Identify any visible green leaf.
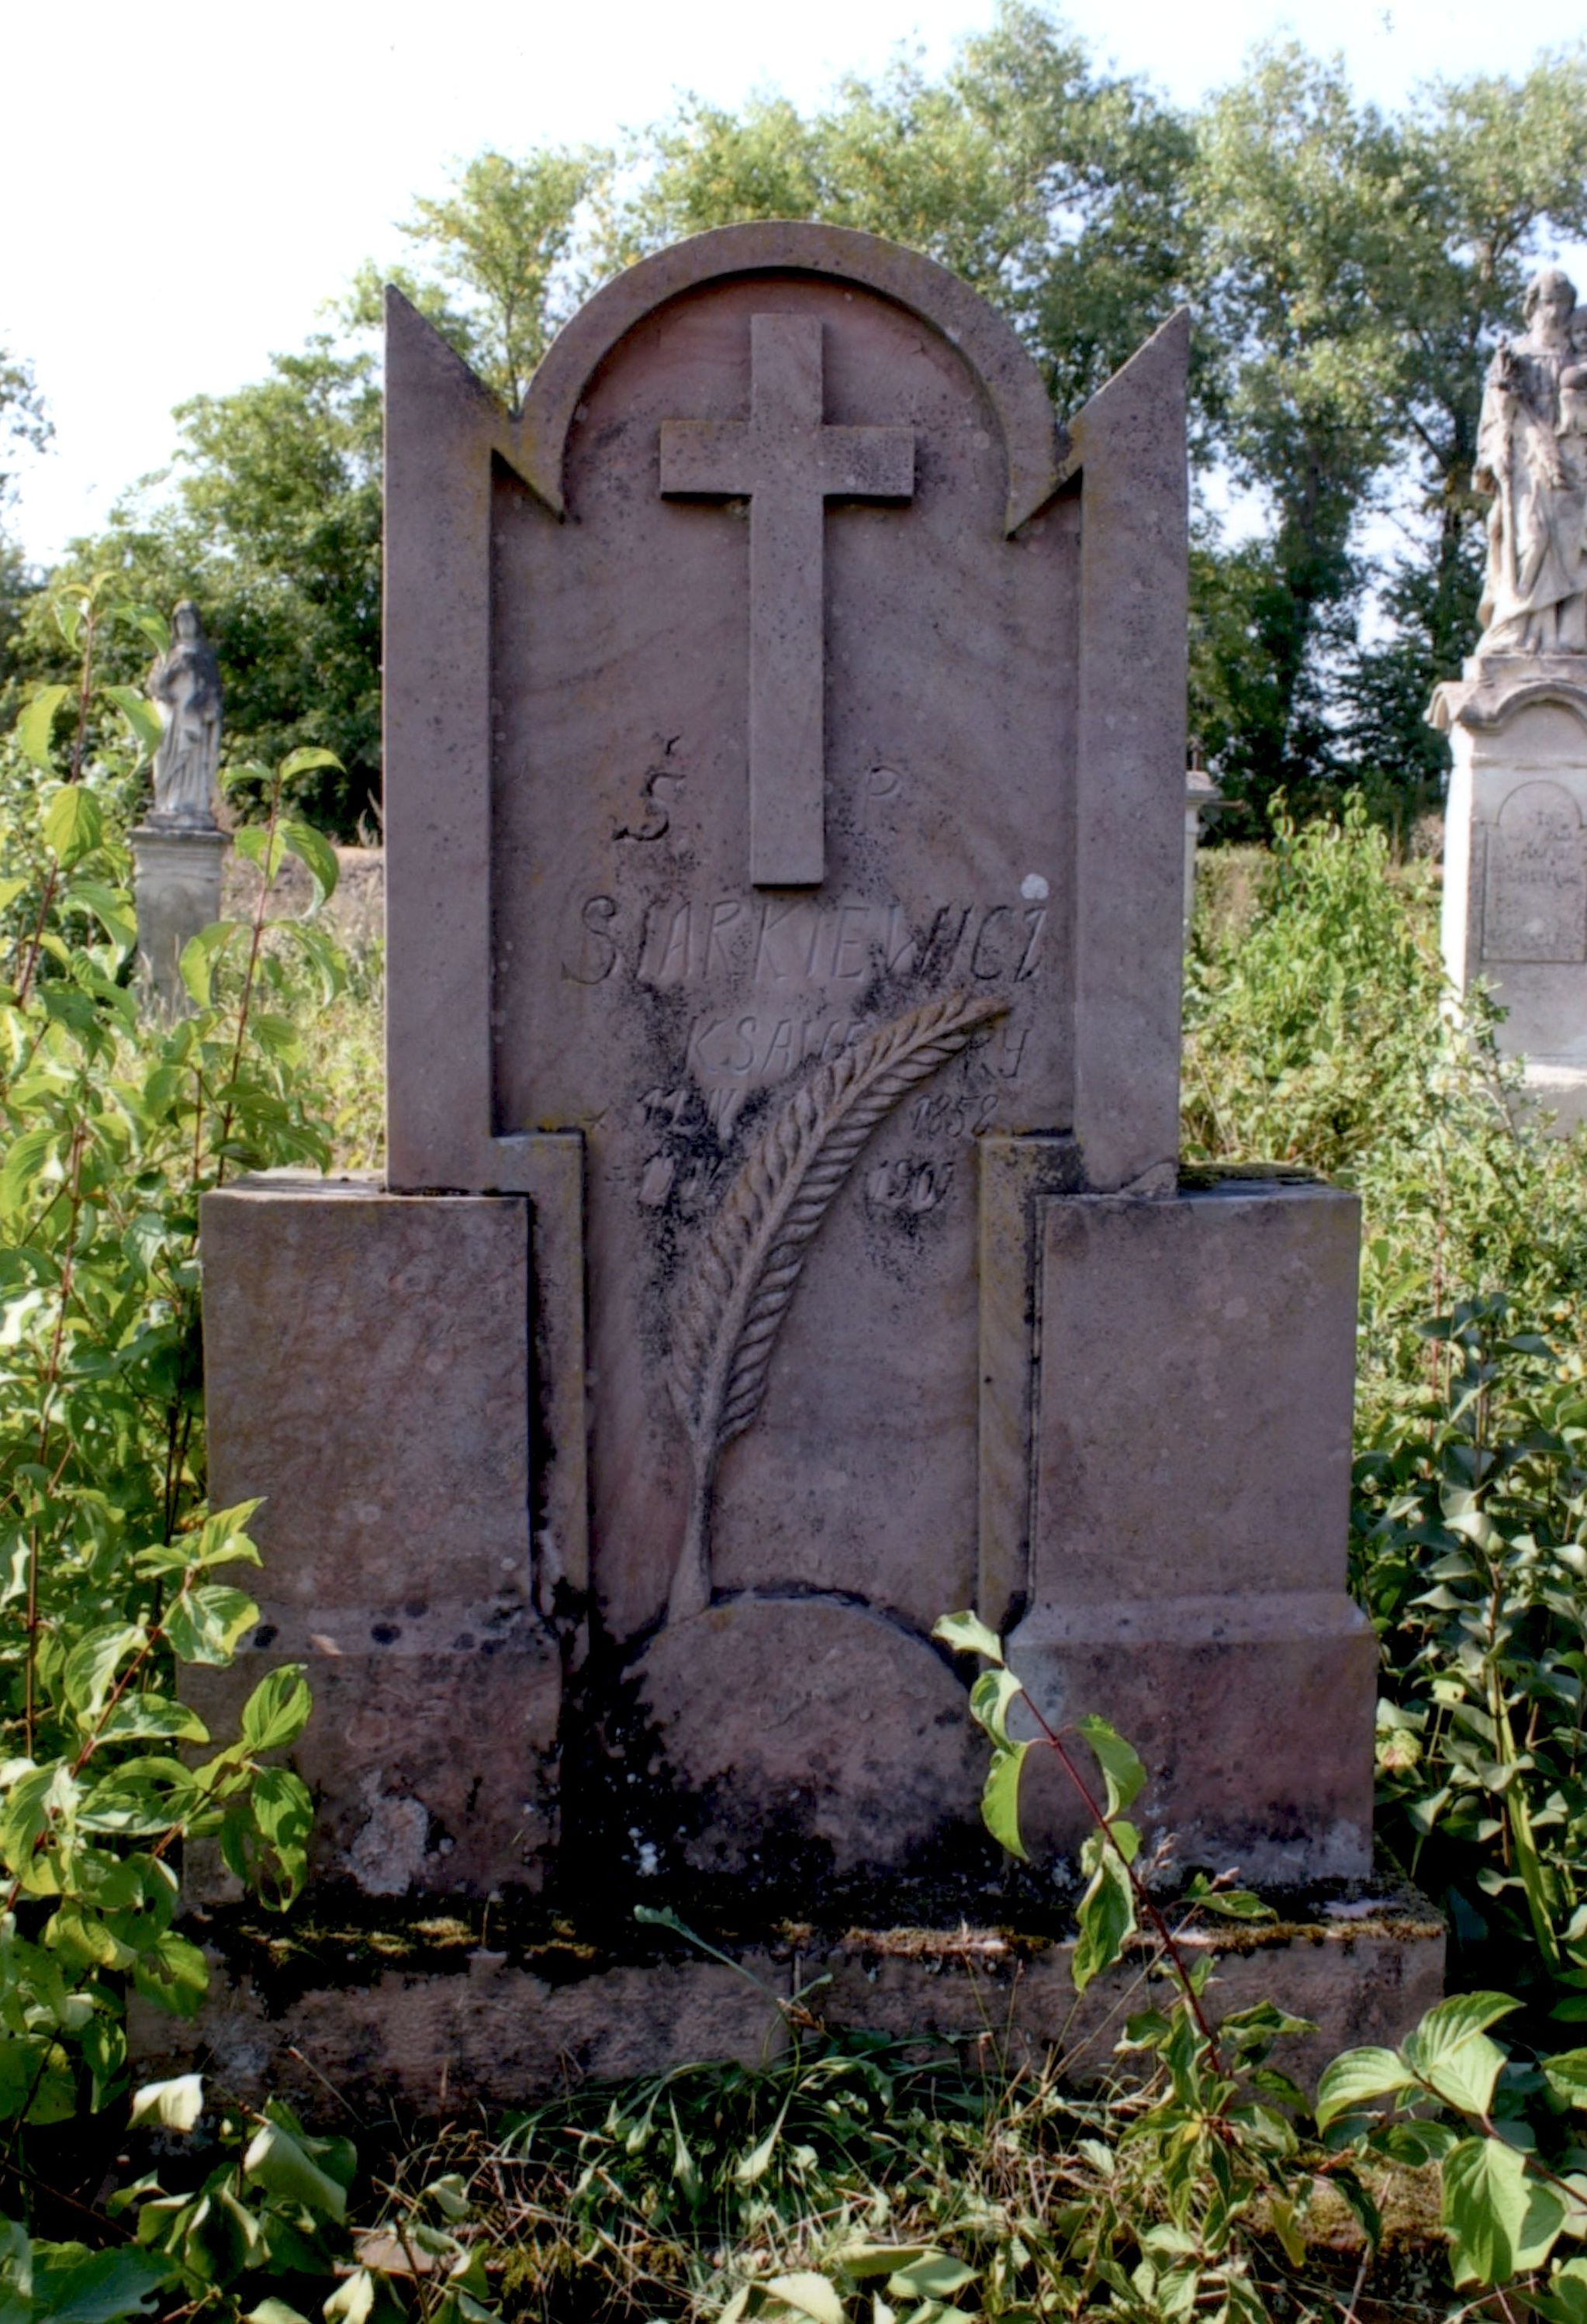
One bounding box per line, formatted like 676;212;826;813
244;2120;347;2222
1444;2133;1565;2286
1537;2258;1587;2324
282;822;339;909
164;1584;258;1666
885;2256;977;2299
1075;1714;1146;1817
830;2246;934;2281
239;1666;312;1755
130;2074;204;2132
980;1742;1030;1860
100;688;164;761
233;824;287;884
1405;1991;1520;2116
1316;2045;1419;2128
323;2272;375;2324
43;789;104;869
62;881;137;949
131;1931;209;2018
1072;1829;1137;1993
16;686;71;770
99;1698;209;1746
178;919;240;1007
247;2303;313;2324
29;2246;172;2324
279;748;343;783
1546;2049;1587;2108
63;1624;143;1722
932;1611;1004;1664
761;2274;845;2324
969;1666;1022;1748
0;1124;57;1217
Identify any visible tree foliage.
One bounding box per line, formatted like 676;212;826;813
30;9;1587;834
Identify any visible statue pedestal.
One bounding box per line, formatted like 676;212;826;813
1431;658;1587;1134
130;824;230;1017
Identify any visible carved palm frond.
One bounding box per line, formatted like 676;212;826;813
666;988;1006;1621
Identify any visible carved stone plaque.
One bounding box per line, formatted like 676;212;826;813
1483;779;1587;963
384;223;1188;1730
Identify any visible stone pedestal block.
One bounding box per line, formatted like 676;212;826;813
130;824;229;1015
196;1176;561;1898
1433;661;1587;1131
1007;1176;1375;1882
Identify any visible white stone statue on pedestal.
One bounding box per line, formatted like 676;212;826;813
132;603;230;1013
147;601;223;829
1473;268;1587;658
1432;268;1587;1133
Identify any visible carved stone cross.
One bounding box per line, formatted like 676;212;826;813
660;313;915;886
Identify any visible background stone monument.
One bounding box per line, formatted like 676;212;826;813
131;601;229;1013
1433;267;1587;1129
174;225;1437;2098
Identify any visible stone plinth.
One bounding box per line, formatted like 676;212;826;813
131;1885;1444;2115
1433;659;1587;1131
1001;1174;1374;1884
131;824;229;1015
194;1176;561;1898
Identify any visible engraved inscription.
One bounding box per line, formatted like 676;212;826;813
1483;781;1587;963
865;1155;955;1214
558;892;1049;991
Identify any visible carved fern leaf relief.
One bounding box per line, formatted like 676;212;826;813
666;987;1007;1623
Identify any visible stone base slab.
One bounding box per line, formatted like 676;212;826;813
132;1886;1443;2117
1010;1594;1378;1885
1517;1058;1587;1136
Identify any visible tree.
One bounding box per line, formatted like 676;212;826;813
1187;48;1405;813
1338;53;1587;810
617;5;1192;414
344;146;606;408
0;344;50;698
1188;41;1587;824
22;341;382;830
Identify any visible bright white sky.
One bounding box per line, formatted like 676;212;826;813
3;0;1581;565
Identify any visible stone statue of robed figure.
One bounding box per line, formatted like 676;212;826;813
1434;266;1587;1136
1475;266;1587;658
131;603;230;1014
147;599;223;828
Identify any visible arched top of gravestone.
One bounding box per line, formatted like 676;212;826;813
516;221;1068;537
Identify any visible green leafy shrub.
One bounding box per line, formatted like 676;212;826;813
1184;801;1587;1435
0;575;347;2237
1355;1298;1587;2001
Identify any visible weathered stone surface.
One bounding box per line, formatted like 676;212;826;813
1434;679;1587;1130
628;1596;984;1880
1007;1177;1374;1881
197;1176;559;1895
131;825;228;1016
133;1891;1444;2116
186;226;1385;1995
383;223;1189;1663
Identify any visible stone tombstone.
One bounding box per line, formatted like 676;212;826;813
1434;266;1587;1130
199;224;1374;1914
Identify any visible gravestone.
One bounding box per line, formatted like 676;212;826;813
1433;267;1587;1130
195;225;1383;1987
